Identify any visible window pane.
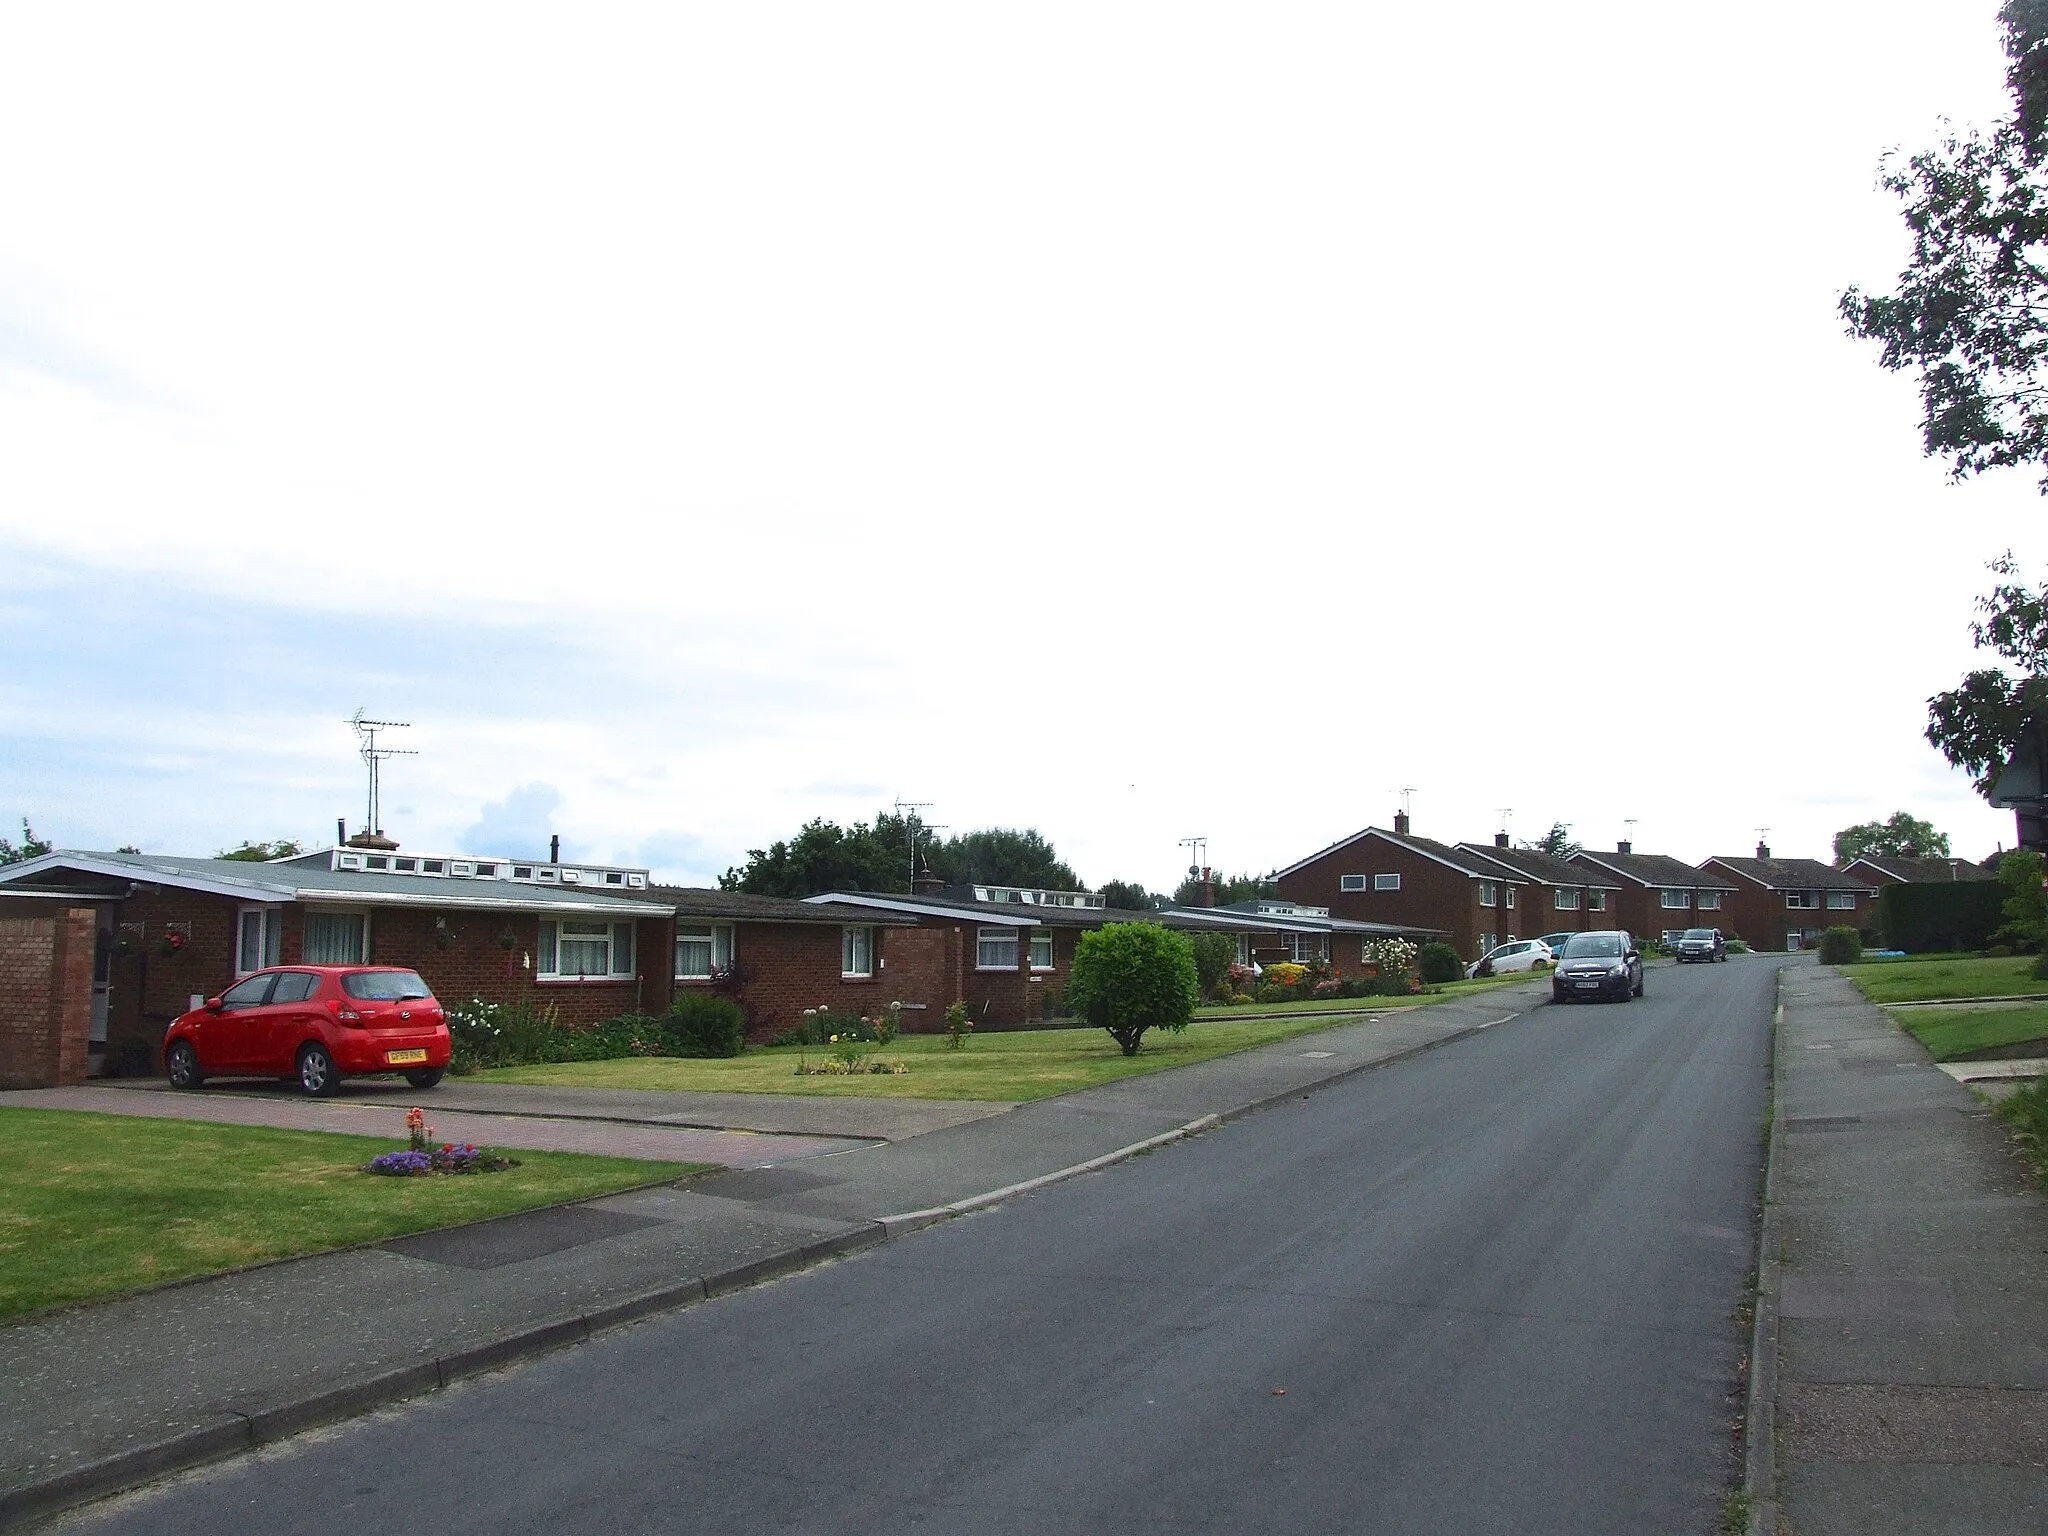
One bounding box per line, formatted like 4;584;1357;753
559;937;610;976
238;911;264;973
713;925;734;969
1030;931;1053;968
304;912;366;965
978;926;1018;968
612;923;635;974
676;932;713;978
843;925;874;975
538;922;558;974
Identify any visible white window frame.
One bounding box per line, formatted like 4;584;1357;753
1030;929;1054;970
674;923;735;980
302;907;370;966
538;918;637;980
1785;892;1820;910
234;905;283;978
1588;890;1607;911
1698;891;1723;911
1661;928;1685;944
1826;890;1856;910
1479;932;1497;955
1659;889;1690;910
1339;873;1366;892
1505;885;1517;910
977;925;1020;971
842;924;876;978
1553;888;1580;911
1237;933;1252;965
1479;881;1498;908
1374;873;1401;892
1289;932;1327;964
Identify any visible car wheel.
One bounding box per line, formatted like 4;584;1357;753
165;1040;205;1089
1633;974;1646;997
405;1068;445;1089
296;1043;340;1097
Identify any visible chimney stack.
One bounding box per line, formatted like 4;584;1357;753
1394;810;1411;836
1494;831;1509;848
1198;866;1216;907
550;834;561;864
1617;839;1632;855
1756;840;1771;859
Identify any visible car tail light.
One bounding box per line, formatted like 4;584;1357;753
333;1004;363;1024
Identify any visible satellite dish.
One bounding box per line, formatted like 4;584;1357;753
1188;865;1200;879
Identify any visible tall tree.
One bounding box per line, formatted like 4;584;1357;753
1841;4;2048;489
1520;822;1580;859
217;840;306;862
1927;554;2048;792
928;827;1081;891
1832;813;1953;864
0;819;51;865
1096;880;1158;912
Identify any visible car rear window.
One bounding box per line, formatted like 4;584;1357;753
341;970;434;1001
1562;933;1624;958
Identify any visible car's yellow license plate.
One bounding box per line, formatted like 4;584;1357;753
386;1048;429;1065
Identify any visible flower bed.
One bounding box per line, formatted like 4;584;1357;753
363;1108;519;1176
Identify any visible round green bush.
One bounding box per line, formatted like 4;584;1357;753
1067;922;1198;1057
664;994;749;1058
1816;926;1863;965
1417;942;1465;985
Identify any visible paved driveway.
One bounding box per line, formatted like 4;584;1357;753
0;1086;864;1166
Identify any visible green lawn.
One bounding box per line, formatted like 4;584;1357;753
475;1013;1392;1101
1840;954;2048;1004
0;1109;706;1318
1894;1004;2048;1062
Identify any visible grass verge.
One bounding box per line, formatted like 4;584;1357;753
1995;1078;2048;1189
0;1108;706;1319
1839;954;2048;1005
1893;1003;2048;1062
475;1013;1398;1101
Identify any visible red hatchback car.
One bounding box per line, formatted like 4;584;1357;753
163;965;451;1096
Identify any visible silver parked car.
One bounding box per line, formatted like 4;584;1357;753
1674;927;1726;963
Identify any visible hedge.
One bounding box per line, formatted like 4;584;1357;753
1877;881;2005;953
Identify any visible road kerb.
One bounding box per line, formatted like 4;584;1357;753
1744;971;1787;1536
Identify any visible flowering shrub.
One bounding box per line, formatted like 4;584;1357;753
1263;962;1308;989
365;1116;518;1176
943;1000;974;1050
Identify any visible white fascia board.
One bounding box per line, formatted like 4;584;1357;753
0;852;297;903
805;892;1039;926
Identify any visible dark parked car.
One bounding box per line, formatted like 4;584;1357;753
163;965;451;1096
1551;930;1644;1003
1675;927;1726;963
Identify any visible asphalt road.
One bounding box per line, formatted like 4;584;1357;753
64;958;1778;1536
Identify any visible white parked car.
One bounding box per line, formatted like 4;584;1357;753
1467;939;1555;979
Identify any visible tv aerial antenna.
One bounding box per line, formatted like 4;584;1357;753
1179;836;1207;879
895;798;940;888
1397;787;1417;818
1496;807;1514;839
349;710;416;840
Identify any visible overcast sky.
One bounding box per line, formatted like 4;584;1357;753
0;2;2037;890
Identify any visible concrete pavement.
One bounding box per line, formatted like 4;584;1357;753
1757;959;2048;1533
0;987;1538;1527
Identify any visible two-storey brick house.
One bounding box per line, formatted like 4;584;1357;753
1273;814;1535;960
1698;846;1880;952
1567;844;1738;946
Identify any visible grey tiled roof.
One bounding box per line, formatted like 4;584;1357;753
1570;851;1738;891
646;886;916;925
1845;855;1995;884
0;851;671;915
1708;857;1877;893
1454;844;1622;889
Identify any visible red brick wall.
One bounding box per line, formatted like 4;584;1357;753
0;903;94;1088
362;907;665;1027
675;920;896;1040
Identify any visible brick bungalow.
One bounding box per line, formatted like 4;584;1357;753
1697;845;1881;952
644;885;915;1039
1450;837;1622;938
806;883;1436;1027
1273;814;1535;960
1568;844;1739;946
